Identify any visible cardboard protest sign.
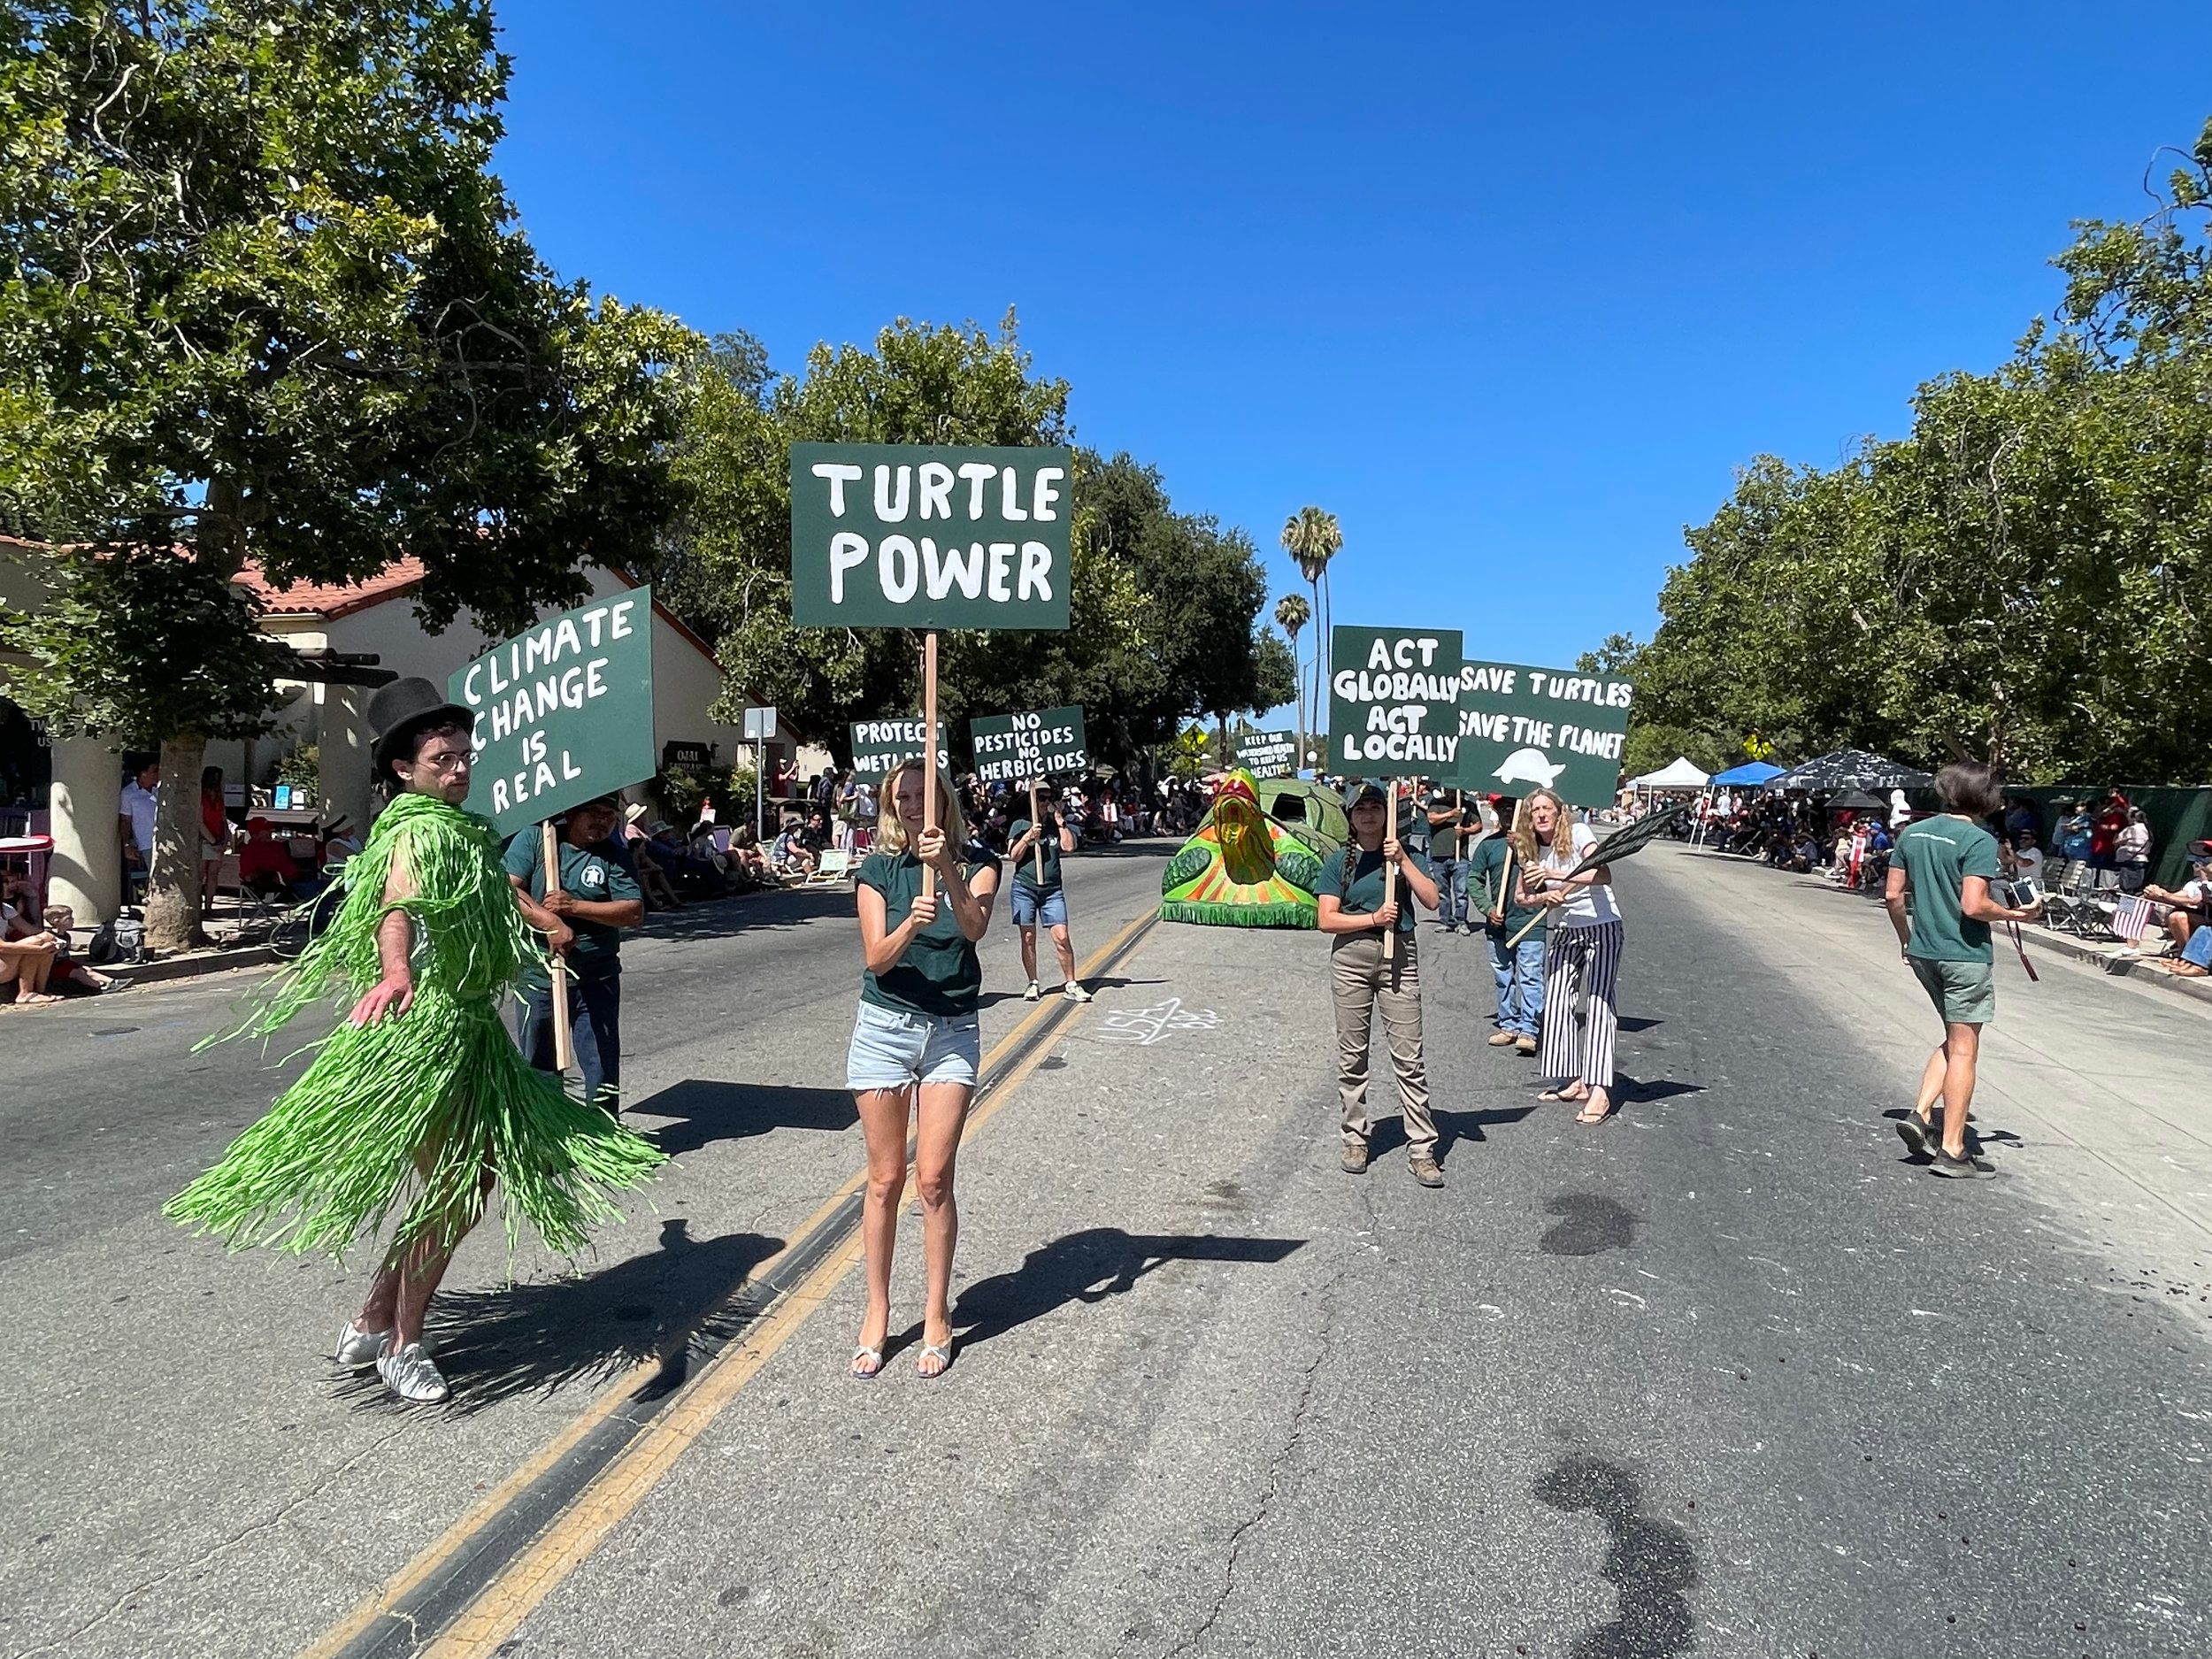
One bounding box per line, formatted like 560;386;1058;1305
848;718;949;783
450;589;657;840
969;704;1089;786
1326;626;1464;779
789;443;1075;630
1451;660;1632;809
1233;729;1298;779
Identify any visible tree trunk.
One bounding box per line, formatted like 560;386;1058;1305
1290;626;1306;775
145;731;210;952
1309;577;1324;770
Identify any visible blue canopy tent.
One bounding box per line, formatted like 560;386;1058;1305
1710;760;1785;787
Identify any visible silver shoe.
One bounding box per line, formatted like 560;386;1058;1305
335;1319;389;1368
376;1340;449;1403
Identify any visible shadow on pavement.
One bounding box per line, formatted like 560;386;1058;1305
974;974;1164;1010
952;1226;1304;1350
625;1079;855;1156
1618;1077;1703;1103
640;886;856;942
340;1219;783;1416
1370;1102;1540;1158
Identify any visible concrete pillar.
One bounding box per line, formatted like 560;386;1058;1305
47;734;122;926
318;683;375;836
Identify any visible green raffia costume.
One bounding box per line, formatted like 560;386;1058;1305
165;794;664;1262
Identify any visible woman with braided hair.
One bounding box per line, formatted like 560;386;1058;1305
165;680;665;1404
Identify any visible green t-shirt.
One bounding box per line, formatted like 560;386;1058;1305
858;851;989;1016
1425;792;1473;861
1896;815;2001;964
503;833;642;983
1469;834;1547;941
1317;846;1432;935
1007;816;1064;896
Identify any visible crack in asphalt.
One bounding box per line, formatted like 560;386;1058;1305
12;1420;412;1659
1156;1252;1351;1659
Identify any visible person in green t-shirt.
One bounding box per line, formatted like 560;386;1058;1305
1885;762;2044;1179
1007;781;1089;1003
847;756;1001;1382
1469;795;1547;1055
505;794;645;1117
1317;780;1444;1187
1425;787;1474;933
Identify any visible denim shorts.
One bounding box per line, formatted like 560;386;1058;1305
846;999;982;1091
1010;886;1069;928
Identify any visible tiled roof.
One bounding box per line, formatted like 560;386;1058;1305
234;557;428;620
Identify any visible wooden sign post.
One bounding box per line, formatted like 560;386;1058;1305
540;819;575;1071
1381;780;1402;963
921;631;941;900
1029;780;1047;882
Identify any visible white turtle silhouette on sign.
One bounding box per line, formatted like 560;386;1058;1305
1494;747;1565;788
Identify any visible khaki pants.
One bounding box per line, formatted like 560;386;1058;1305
1330;931;1436;1157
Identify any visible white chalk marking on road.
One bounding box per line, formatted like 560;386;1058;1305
1092;995;1221;1045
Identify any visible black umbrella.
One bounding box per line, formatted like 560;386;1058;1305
1829;789;1886;811
1770;749;1933;793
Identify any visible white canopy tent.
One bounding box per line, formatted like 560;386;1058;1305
1627;757;1710;790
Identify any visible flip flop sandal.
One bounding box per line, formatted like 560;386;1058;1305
850;1345;885;1380
916;1341;954;1379
1538;1087;1588;1104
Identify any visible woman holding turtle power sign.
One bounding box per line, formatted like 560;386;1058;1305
1317;781;1446;1187
848;755;1001;1379
1007;781;1090;1002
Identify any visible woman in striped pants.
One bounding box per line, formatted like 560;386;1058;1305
1516;789;1624;1125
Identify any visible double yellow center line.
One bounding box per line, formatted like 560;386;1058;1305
302;906;1156;1659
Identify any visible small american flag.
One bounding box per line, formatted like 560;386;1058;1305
2112;895;2154;944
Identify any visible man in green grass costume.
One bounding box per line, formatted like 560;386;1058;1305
165;680;665;1404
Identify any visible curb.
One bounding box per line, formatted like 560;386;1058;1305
2017;926;2212;1008
104;944;279;987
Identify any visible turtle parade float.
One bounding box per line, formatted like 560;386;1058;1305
1159;768;1341;927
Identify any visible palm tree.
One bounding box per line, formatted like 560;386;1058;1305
1279;506;1342;768
1273;592;1310;767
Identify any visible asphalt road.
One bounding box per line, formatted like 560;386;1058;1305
4;837;2208;1659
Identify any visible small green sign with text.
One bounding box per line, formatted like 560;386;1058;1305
1327;626;1464;780
450;589;657;840
1450;660;1632;808
789;442;1075;630
848;718;949;783
1233;729;1298;779
969;704;1089;786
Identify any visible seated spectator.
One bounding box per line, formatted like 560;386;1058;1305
623;803;684;910
771;816;817;879
2171;920;2212;978
238;817;326;902
2142;845;2212;953
20;902;115;995
0;890;63;1004
726;822;771;886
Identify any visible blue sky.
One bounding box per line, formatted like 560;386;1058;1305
490;0;2212;703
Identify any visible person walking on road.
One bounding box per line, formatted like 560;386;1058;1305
1471;796;1545;1056
1317;781;1445;1187
1425;786;1473;933
507;794;645;1116
163;680;664;1404
848;757;1002;1380
1007;782;1090;1002
1518;787;1624;1125
1886;763;2044;1179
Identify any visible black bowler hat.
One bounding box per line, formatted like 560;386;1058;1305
367;677;475;776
